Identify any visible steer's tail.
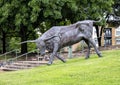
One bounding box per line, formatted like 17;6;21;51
93;18;102;23
18;40;36;44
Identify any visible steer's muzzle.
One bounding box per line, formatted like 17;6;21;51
40;52;45;56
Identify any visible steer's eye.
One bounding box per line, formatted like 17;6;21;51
36;43;41;49
38;46;42;50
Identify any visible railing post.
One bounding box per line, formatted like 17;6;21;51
68;46;72;58
80;40;84;55
0;49;37;66
37;49;40;61
5;54;7;62
26;54;28;61
15;49;18;61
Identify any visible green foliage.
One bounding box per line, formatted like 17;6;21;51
0;0;114;30
76;0;114;20
8;37;21;51
0;41;2;52
113;0;120;16
8;37;36;51
27;43;36;51
28;0;41;23
41;0;63;20
0;0;115;27
0;0;115;52
0;50;120;85
0;2;11;23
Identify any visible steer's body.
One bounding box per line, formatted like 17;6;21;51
20;20;102;65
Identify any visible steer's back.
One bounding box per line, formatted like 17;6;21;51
41;20;94;49
40;24;77;40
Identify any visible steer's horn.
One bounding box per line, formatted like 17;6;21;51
18;40;36;44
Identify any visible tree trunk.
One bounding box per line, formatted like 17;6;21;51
20;26;28;54
95;25;102;46
2;31;6;53
99;26;104;46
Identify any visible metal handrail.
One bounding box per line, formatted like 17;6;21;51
10;49;37;61
5;49;39;65
0;49;19;57
0;49;20;61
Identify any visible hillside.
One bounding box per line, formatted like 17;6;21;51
0;50;120;85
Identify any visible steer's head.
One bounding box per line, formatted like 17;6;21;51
36;39;46;56
36;36;56;56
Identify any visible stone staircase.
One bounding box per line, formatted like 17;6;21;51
0;61;48;71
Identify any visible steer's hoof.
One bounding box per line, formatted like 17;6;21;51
47;62;52;65
85;56;89;59
98;53;102;57
62;59;66;63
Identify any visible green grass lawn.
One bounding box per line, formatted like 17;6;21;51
0;49;120;85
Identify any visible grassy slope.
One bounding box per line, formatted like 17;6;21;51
0;50;120;85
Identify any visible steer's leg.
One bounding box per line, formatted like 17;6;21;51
47;43;59;65
84;39;91;59
88;38;102;57
56;53;66;63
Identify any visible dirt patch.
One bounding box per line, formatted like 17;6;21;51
0;70;4;73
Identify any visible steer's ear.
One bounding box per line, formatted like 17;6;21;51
75;22;80;28
76;23;84;32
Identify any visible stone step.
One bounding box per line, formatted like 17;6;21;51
16;61;48;67
0;61;48;71
17;61;48;64
12;63;32;67
0;67;19;71
12;62;43;67
4;65;33;69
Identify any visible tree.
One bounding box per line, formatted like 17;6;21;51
0;0;114;54
0;0;38;53
75;0;114;46
106;0;120;27
0;0;19;53
113;0;120;16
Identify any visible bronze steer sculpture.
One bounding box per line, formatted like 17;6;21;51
20;20;102;65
